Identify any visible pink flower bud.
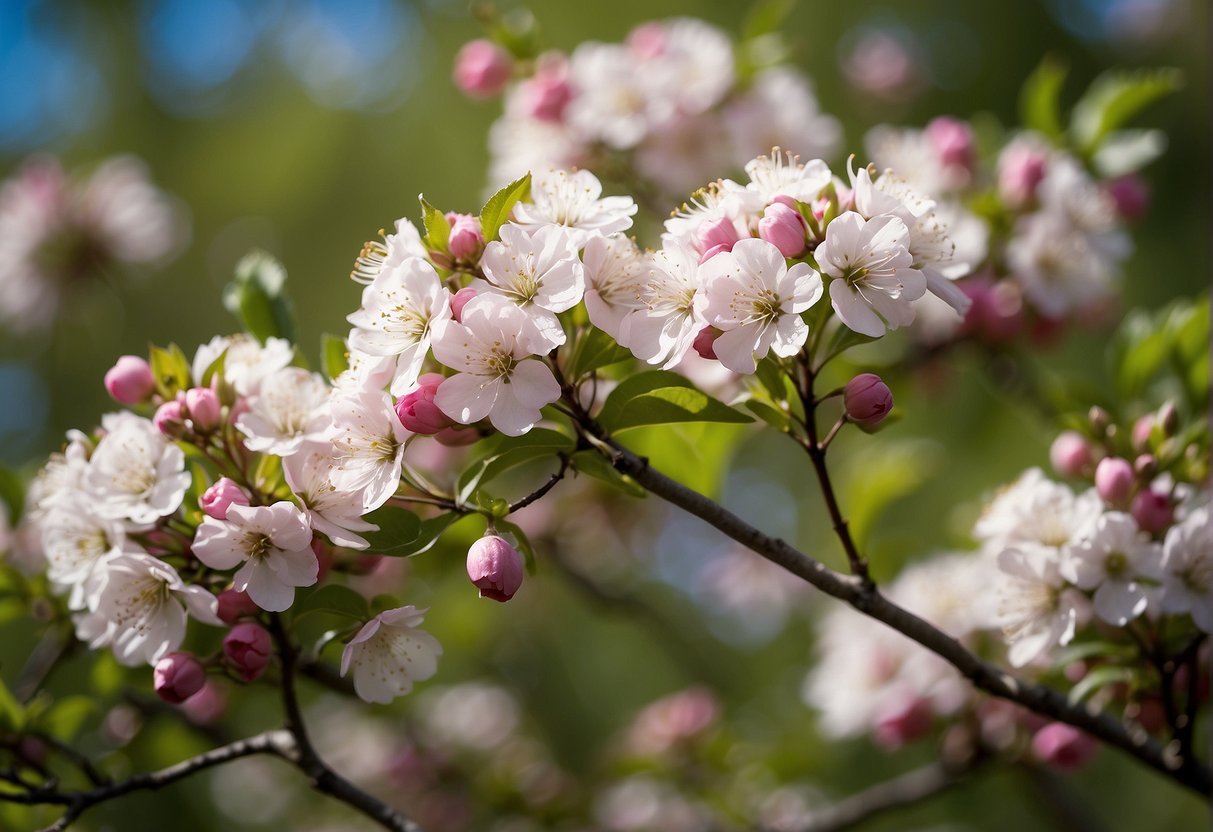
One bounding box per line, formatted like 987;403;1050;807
435;425;479;446
758;203;807;257
873;696;935;751
1131;489;1173;535
1031;723;1097;771
1134;454;1157;480
627;22;666;59
453;39;512;98
960;276;1025;343
184;386;221;432
104;355;155;404
1095;457;1134;504
844;373;893;428
998;141;1048;206
200;477;250;521
1105;174;1149;221
697;243;731;264
695;216;740;256
395;374;454;435
223;622;272;682
153;399;186;437
1050;431;1092;478
181;681;227;725
692;327;718;360
1132;414;1155;451
466;535;524;602
446;213;485;261
450;287;477;322
925;116;975;175
153;652;206;704
519;55;572;122
216;588;259;624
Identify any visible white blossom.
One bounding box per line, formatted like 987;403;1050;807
40;506;127;609
618;242;707;368
723;67;842;168
236;367;331;457
284;445;379;550
975;469;1102;553
581;233;648;341
997;545;1086;668
86;412;190;525
1160;506;1212;633
327;390;409;512
350;217;428;285
512;168;637;247
566;43;675;150
1063;512;1163;626
192;334;294;396
192;502;318;613
340;606;442;704
700;238;822;373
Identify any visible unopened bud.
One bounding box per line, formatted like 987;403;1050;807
1094;457;1134;504
452;39;513;98
873;696;934;751
153;652;206;704
1132;414;1155;451
466;535;524;602
1133;454;1157;481
695;216;740;256
998;140;1048;207
216;588;259;624
184;387;221;432
1105;174;1150;221
435;426;480;447
519;54;572;122
1157;401;1179;437
446;213;485;261
450;287;477;323
1087;406;1111;435
201;477;250;521
1049;431;1092;478
395;374;454;435
105;356;156;405
758;203;807;257
223;622;272;682
844;373;893;428
1131;490;1173;535
153;400;186;437
1031;723;1097;771
692;327;718;361
925;116;975;175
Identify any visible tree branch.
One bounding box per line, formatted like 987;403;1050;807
578;423;1211;796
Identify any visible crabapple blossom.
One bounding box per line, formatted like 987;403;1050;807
183;387;222;432
445;213;484;261
86;411;191;525
192;502;318;613
511;169;637;247
1131;489;1173;534
453;39;512;98
224;622;273;682
844;374;893;428
618;243;707;368
466;535;525;602
1062;512;1163;625
566;43;675;150
346;256;452;396
200;478;249;520
449;287;477;322
1160;506;1212;632
340;606;442;704
216;589;259;625
581;233;648;341
76;552;221;666
431;294;561;437
283;446;378;550
327;390;410;512
813;211;925;337
476;223;584;349
698;238;822;374
1095;457;1134;504
722;67;842;167
104;356;155;404
154;652;206;704
236;367;331;457
40;506;127;608
757;202;808;257
1051;431;1093;478
192;334;294;397
996;545;1086;667
350;217;429;285
974;469;1102;553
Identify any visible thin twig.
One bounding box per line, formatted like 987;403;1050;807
508;454;570;514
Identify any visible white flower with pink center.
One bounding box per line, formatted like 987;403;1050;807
192;502;318;613
41;505;127;609
477;223;584;350
284;445;379;550
192;334;294;397
997;545;1087;668
236;367;331;457
340;606;442;704
328;390;409;512
431;294;561;437
86;411;190;525
814;211;925;338
512;169;637;247
1160;506;1212;633
1063;512;1163;626
618;242;707;368
700;238;822;374
581;233;648;341
346;256;452;396
75;551;221;667
350;217;428;284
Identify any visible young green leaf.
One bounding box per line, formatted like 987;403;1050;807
419;195;450;252
321;333;350;382
597;370;752;432
1070;67;1182;154
479;173;532;242
1019;58;1067;141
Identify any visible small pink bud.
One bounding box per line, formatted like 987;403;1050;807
697;243;731;264
695;216;740;256
1031;723;1097;771
181;681;227;725
216;588;259;624
104;355;155;404
519;55;572;122
435;426;480;446
223;622;272;682
998;141;1049;206
1095;457;1134;504
153;652;206;704
1131;489;1173;535
873;696;935;751
450;287;478;322
1105;174;1149;221
692;327;718;360
925;116;975;175
844;373;893;428
1132;414;1155;451
466;535;524;602
184;386;221;432
758;203;807;257
627;22;666;59
395;374;454;435
153;400;186;437
1134;454;1157;480
446;213;485;261
453;39;513;98
201;477;250;521
1050;431;1092;478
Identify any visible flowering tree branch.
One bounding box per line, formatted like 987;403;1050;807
569;409;1211;796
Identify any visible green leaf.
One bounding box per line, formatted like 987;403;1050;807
840;440;938;548
1070;67;1182;153
1067;665;1136;705
254;453;284;495
293;584;370;623
597;371;752;433
570;449;646;497
479;173;532;243
744;398;792;431
149;344;191;398
361;505;423;553
36;695;96;742
389;512;466;557
223;250;296;344
743;0;797;41
321;334;349;382
456;429;573;504
0;674;24;731
199;347;228;388
0;466;25;525
566;326;632;380
419;195;450;252
1019;58;1067;140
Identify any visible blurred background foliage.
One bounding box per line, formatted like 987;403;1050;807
0;0;1208;830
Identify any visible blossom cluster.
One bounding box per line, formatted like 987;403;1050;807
454;17;842;199
0;154;186;333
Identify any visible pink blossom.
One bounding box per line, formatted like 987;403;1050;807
104;356;155;404
1031;723;1097;770
466;535;525;602
844;374;893;427
453;39;512;98
200;477;250;521
395;374;455;435
223;622;272;682
153;652;206;704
